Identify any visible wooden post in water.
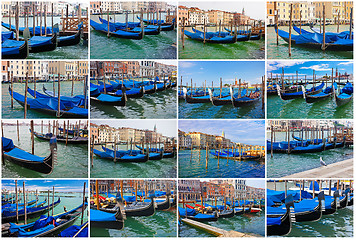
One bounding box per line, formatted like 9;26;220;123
288;4;292;57
44;5;47;35
23;182;27;224
349;8;353;40
15;180;18;223
203;18;206;44
10;73;14;108
299;10;302;34
81;182;86;224
322;5;326;51
262;75;265;109
182;17;185;49
270;125;274;158
95;180;99;210
66;120;69;145
24;72;29;119
71;73;74;96
31;120;34;154
274;2;278;45
337;11;340;33
15;3;19;41
51;3;54;36
107;10;110;37
17;120;20;141
57;73;61;118
205;143;208;169
52;186;54;216
219;78;222;98
40;2;43;36
32;3;35;36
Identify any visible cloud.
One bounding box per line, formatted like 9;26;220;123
179;62;196;69
338;62;353;66
300;64;331;71
267;61;305;71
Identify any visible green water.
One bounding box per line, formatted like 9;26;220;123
267;132;353;178
2;81;88;119
90;14;176;59
91;209;177;237
267;181;353;237
267;93;353;119
179;203;264;237
2;17;88;59
2;123;88;178
267;25;353;59
90;85;177;119
179;150;265;178
179;27;265;59
3;189;88;236
90;145;176;178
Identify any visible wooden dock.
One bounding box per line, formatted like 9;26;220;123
283;158;353;178
181;218;257;237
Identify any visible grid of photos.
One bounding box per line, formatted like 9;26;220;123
0;0;354;239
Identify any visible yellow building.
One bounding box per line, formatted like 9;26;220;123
207;10;224;25
223;11;234;26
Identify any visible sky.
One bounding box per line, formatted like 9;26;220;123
246;179;265;189
267;61;353;80
179;61;265;86
91;120;177;137
179;120;265;145
180;1;265;20
2;180;88;193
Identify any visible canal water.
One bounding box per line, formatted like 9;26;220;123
90;209;177;237
267;86;353;119
90;145;177;178
267;131;353;178
267;25;353;59
90;84;177;119
267;181;353;237
179;203;265;237
2;81;88;119
2;181;88;237
90;14;177;59
179;27;265;59
2;17;88;59
2;122;88;178
178;150;265;178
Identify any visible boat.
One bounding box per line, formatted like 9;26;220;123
276;82;324;100
193;27;250;41
57;29;82;47
93;149;149;163
2;198;61;223
9;87;88;118
267;194;294;236
152;195;171;210
184;29;237;44
90;209;124;230
303;83;335;103
231;87;261;107
335;82;353;106
109;86;144;98
31;130;87;144
306;24;353;39
90;19;144;40
115;195;155;217
28;34;57;53
275;25;353;51
2;136;56;174
1;22;53;35
5;203;87;237
2;31;28;59
218;208;234;218
91;93;127;106
98;17;160;35
137;16;175;31
58;222;88;237
90;82;115;93
178;207;218;222
183;88;213;103
289;143;324;154
98;17;141;29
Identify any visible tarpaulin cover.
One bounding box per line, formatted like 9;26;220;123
2;31;14;42
268;198;318;215
4;199;60;218
2;39;25;48
193;213;216;219
99;17;141;29
178;207;196;216
4;148;45;162
2;137;14;151
29;36;53;47
292;144;323;151
267;216;282;226
90;82;114;93
309;181;320;191
59;223;88;237
1;22;53;35
115;87;141;96
96;93;122;103
340;82;353;95
90;209;117;222
66;107;88;117
32;215;56;231
267;189;313;203
90;87;101;97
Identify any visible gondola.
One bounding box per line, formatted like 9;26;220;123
90;209;124;230
178;207;218;222
2;198;61;223
9;87;88;118
4;203;87;237
137;16;175;31
93;149;149;163
304;83;335;103
90;19;144;40
231;87;261;107
289;143;324;154
57;29;82;47
184;29;237;44
1;22;53;35
267;195;294;236
58;221;88;237
2;136;56;175
2;37;29;59
98;17;161;35
109;86;144;98
90;93;126;106
323;191;339;215
183;87;212;103
277;82;325;100
102;145;161;160
143;83;156;94
194;27;250;41
234;207;244;215
163;152;175;158
274;25;353;51
31;130;88;144
28;33;57;53
335;82;353;106
155;195;171;210
218;208;234;218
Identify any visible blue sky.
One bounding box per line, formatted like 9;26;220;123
2;180;88;193
91;120;177;138
267;61;353;80
179;61;265;86
246;179;265;189
179;120;265;145
179;1;265;20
